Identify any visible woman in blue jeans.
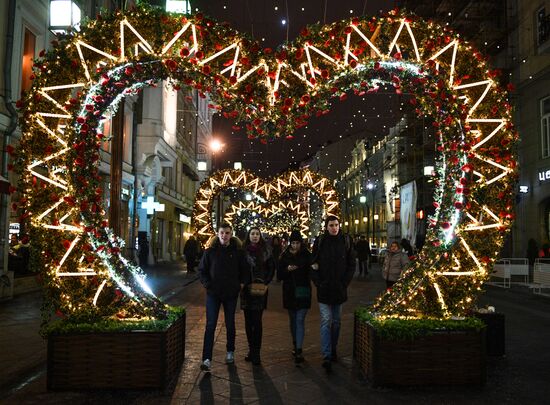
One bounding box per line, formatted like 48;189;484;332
277;230;312;364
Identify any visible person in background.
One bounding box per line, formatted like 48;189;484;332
538;242;550;258
382;240;409;289
311;215;356;372
527;238;539;282
198;223;249;372
355;235;371;277
277;229;312;364
271;235;282;281
184;235;200;272
401;238;414;258
241;227;275;365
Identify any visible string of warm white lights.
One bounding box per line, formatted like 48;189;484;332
192;168;340;244
14;5;516;324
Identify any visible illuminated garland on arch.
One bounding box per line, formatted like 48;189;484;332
192;168;340;244
223;200;310;238
12;4;517;323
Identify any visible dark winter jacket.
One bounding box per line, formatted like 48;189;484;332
240;244;275;311
355;239;371;261
311;232;356;305
198;237;249;300
184;237;199;258
277;247;312;310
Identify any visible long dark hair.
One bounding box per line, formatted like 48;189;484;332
244;227;267;249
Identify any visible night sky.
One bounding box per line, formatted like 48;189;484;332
191;0;400;177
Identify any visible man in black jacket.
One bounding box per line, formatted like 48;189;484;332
311;215;356;372
183;235;200;272
199;223;249;371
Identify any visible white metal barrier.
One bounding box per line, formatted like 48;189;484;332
533;259;550;295
489;258;529;288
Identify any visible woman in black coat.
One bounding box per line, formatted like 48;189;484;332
277;230;312;363
241;227;275;365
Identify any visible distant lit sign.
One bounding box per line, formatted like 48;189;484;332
179;214;191;223
141;196;165;215
519;185;529;193
539;170;550;182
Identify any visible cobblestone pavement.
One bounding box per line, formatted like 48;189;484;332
1;262;550;404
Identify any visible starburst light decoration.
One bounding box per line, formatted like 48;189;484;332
192;168;339;244
13;5;517;323
223;200;310;237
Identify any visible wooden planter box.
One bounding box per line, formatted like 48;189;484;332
354;315;486;386
47;313;185;390
474;312;505;356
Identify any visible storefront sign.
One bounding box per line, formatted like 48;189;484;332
539;170;550;182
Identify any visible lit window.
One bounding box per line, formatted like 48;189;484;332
166;0;191;14
21;28;36;96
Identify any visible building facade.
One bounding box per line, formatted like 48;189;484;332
0;0;205;298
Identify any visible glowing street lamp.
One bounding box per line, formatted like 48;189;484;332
197;160;207;171
209;138;224;154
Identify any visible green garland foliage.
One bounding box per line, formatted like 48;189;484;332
355;307;484;340
45;306;185;336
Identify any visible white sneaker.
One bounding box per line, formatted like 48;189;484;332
200;359;211;371
225;351;235;364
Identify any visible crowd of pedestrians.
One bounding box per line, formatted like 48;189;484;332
187;217;413;373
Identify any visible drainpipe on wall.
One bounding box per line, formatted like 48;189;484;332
129;93;142;263
1;0;19;275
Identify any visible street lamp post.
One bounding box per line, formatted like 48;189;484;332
209;138;224;228
366;182;376;247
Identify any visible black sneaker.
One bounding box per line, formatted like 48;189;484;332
322;358;332;372
331;350;338;362
294;349;304;364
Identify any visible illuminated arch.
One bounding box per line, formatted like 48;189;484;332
192;168;340;244
15;5;516;320
224;200;310;237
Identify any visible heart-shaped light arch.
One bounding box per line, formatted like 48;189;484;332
193;168;338;245
223;200;310;238
14;5;516;322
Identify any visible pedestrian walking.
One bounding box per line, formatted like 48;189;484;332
382;240;410;289
355;234;371;277
527;238;538;266
183;235;200;272
277;229;312;364
198;223;249;372
311;215;356;372
538;242;550;258
271;235;282;281
241;227;275;365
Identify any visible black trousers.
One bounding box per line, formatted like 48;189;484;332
244;309;264;356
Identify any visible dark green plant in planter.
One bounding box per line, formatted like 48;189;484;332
354;307;487;387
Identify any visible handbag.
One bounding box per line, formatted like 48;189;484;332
249;279;268;296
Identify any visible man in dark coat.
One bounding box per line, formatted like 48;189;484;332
311;215;356;372
198;223;249;371
184;235;200;272
355;234;371;277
